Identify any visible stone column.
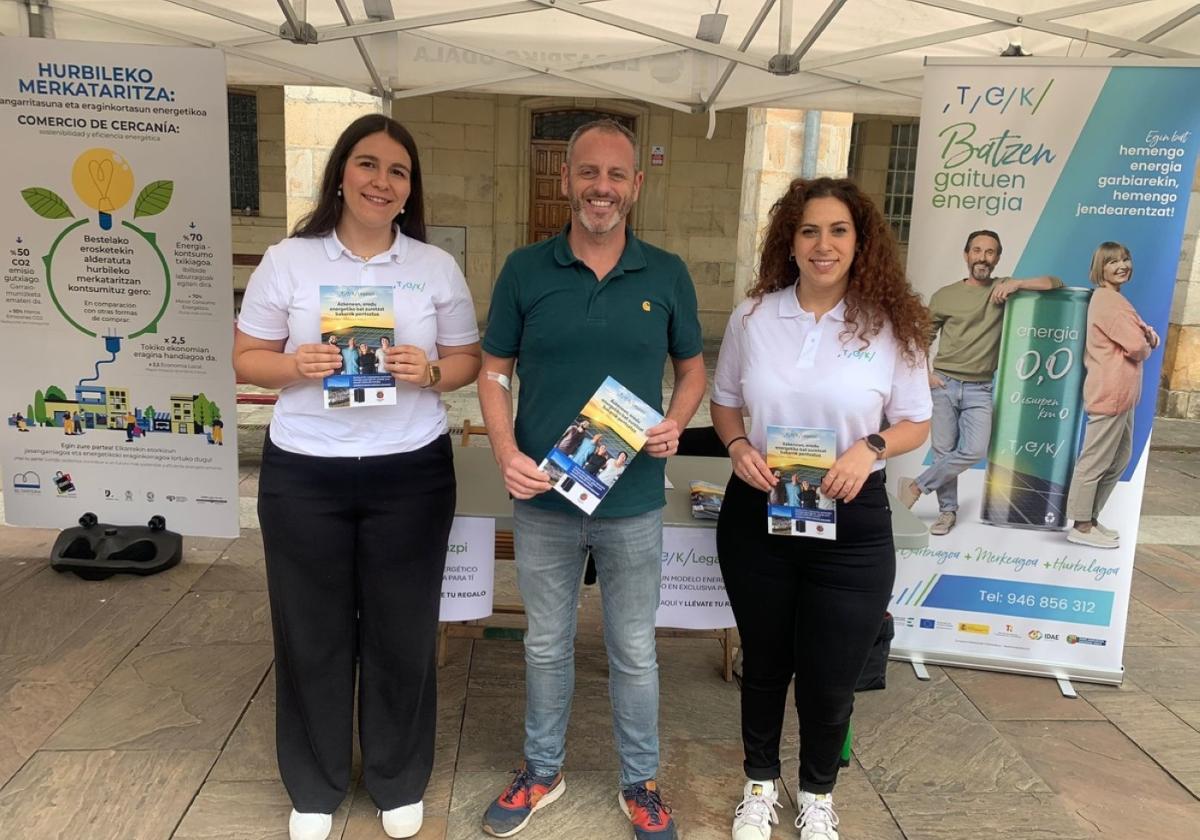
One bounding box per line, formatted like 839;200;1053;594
733;109;852;301
1160;160;1200;418
284;86;384;232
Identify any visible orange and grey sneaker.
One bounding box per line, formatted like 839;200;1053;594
619;779;677;840
481;763;565;838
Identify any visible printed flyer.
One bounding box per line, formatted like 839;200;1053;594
765;426;837;539
689;480;725;521
540;376;662;515
319;285;396;409
892;60;1200;683
439;516;496;622
0;40;238;537
656;526;735;630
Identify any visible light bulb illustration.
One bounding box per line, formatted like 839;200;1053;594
71;148;134;230
22;146;175;342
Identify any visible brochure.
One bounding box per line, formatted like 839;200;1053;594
540;376;663;514
766;425;837;539
690;480;725;520
319;285;396;409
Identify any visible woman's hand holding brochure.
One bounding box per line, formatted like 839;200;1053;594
727;437;776;493
821;440;876;503
294;342;343;379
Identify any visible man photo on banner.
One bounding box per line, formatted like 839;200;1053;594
476;118;705;840
898;229;1060;535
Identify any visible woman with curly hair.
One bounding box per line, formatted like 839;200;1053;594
711;178;932;840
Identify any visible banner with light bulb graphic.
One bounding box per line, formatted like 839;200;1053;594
0;39;239;538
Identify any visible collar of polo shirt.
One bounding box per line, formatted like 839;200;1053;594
552;223;648;275
322;225;409;264
778;289;848;322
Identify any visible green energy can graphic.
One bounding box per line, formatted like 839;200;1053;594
982;287;1092;530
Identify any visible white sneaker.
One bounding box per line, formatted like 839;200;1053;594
1067;526;1118;549
1094;522;1120;540
381;801;424;838
732;779;780;840
289;809;332;840
795;792;839;840
929;511;956;536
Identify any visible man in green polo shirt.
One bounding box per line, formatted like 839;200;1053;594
477;119;705;840
898;229;1060;535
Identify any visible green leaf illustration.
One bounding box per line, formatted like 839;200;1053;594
20;187;74;219
134;180;174;218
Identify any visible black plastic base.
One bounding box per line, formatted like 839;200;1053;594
50;513;182;580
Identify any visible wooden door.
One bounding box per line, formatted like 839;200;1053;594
529;141;570;243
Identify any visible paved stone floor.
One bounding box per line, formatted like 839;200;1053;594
1;369;1198;837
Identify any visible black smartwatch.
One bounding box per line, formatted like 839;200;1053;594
864;433;887;458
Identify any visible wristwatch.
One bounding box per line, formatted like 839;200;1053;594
863;433;887;458
422;362;441;389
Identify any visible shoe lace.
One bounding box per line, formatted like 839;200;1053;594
627;784;671;827
734;787;780;829
501;767;536;805
796;796;839;834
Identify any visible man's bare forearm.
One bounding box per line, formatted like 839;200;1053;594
1018;275;1061;290
664;354;706;430
477;362;519;466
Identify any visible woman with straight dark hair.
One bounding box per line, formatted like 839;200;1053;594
712;178;931;840
234;114;481;840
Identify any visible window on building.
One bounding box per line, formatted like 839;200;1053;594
884;122;918;243
532;110;635;141
228;91;259;214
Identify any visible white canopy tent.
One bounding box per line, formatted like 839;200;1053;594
3;0;1197;116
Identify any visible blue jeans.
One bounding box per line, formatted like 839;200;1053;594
513;501;663;786
916;373;994;513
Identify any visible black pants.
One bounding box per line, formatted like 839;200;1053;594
258;432;456;813
717;472;894;794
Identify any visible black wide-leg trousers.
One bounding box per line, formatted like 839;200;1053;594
258;432;456;813
717;472;895;794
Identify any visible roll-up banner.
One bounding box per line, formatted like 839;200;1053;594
893;59;1200;684
0;40;239;537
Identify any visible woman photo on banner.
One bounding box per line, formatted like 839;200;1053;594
1065;242;1159;549
710;178;932;840
233;114;481;840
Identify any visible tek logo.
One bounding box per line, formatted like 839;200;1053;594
945;81;1055;115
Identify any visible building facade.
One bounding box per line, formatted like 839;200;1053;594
229;89;1200;418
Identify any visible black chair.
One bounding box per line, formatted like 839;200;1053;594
678;425;726;458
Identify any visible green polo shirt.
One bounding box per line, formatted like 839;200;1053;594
483;225;703;518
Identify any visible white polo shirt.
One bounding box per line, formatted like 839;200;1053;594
712;288;931;471
237;228;479;458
